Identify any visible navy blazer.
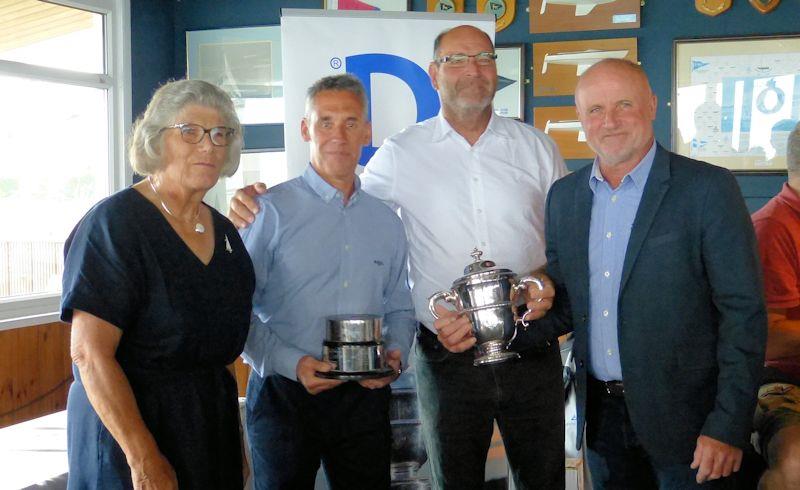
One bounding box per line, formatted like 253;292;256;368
527;144;767;466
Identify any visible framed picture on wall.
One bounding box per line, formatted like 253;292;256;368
532;37;637;97
673;35;800;172
187;26;283;125
494;44;524;120
324;0;410;11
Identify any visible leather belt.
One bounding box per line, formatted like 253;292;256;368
589;376;625;397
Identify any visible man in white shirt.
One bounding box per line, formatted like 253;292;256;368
229;25;568;489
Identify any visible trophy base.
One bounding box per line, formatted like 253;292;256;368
473;340;520;366
316;366;395;381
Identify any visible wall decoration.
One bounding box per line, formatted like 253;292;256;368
533;37;637;97
674;36;800;172
427;0;464;12
324;0;410;10
186;26;283;125
695;0;732;16
533;106;595;159
749;0;780;14
494;44;524;119
478;0;515;32
529;0;639;33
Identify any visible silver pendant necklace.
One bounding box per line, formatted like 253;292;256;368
147;176;205;234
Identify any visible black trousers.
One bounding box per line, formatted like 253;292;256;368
415;326;566;490
245;372;391;490
586;377;737;489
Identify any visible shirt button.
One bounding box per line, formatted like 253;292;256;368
344;244;350;251
343;281;349;288
611;195;618;203
607;349;613;356
477;209;483;214
604;271;610;278
603;309;609;317
606;232;613;239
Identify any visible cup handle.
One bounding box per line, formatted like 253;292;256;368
428;290;459;319
513;276;545;329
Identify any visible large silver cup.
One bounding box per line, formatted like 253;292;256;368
428;250;544;366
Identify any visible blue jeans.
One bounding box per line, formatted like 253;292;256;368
245;373;391;490
414;326;565;490
586;380;737;490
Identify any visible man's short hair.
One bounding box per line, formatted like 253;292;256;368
305;74;368;118
787;121;800;173
432;25;494;60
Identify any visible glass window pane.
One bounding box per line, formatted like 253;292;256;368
0;75;109;300
0;1;104;74
205;151;288;215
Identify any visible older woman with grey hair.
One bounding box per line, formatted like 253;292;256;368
61;79;254;489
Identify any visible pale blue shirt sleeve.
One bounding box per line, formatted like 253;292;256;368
381;225;416;370
240;198;308;381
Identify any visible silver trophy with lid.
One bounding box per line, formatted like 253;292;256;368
428;249;544;366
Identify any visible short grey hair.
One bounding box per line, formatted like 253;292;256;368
432;25;494;60
788;121;800;173
128;79;243;177
305;74;368;118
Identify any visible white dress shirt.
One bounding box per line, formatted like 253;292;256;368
362;112;567;330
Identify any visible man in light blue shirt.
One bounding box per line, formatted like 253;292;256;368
240;74;415;490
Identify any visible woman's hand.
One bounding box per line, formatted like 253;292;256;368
130;452;178;489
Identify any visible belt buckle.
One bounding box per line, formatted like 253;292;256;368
605;381;624;397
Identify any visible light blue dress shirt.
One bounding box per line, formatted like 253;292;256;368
587;141;656;381
240;164;416;380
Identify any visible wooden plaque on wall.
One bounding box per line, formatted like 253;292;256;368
533;38;637;96
530;0;640;34
534;106;595;160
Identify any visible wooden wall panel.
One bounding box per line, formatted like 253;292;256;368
0;322;72;429
0;322;253;428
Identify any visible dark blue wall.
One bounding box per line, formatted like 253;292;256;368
131;0;798;210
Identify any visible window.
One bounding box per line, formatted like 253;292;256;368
0;0;130;329
206;150;288;216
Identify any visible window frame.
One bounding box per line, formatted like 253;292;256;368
0;0;131;331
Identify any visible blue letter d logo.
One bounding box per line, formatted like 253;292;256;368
346;53;440;165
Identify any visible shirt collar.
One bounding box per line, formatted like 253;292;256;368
588;140;657;193
777;182;800;214
301;163;361;205
432;110;510;143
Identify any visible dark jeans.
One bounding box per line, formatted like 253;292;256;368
415;326;565;490
245;372;391;490
586;378;737;490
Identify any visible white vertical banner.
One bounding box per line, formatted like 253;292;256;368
281;9;494;178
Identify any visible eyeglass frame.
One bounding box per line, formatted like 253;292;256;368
162;123;236;147
434;51;498;66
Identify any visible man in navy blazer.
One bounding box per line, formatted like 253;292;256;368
527;59;767;488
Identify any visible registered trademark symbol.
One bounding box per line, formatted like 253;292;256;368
330;57;342;69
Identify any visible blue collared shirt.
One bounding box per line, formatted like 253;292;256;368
240;164;416;380
587;141;656;381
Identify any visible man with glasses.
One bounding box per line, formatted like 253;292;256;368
229;25;567;489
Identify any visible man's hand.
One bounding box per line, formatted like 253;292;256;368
690;435;742;483
296;355;344;395
359;349;402;389
228;182;268;229
520;273;556;322
433;304;476;353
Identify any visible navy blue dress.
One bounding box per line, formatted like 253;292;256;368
61;188;254;490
